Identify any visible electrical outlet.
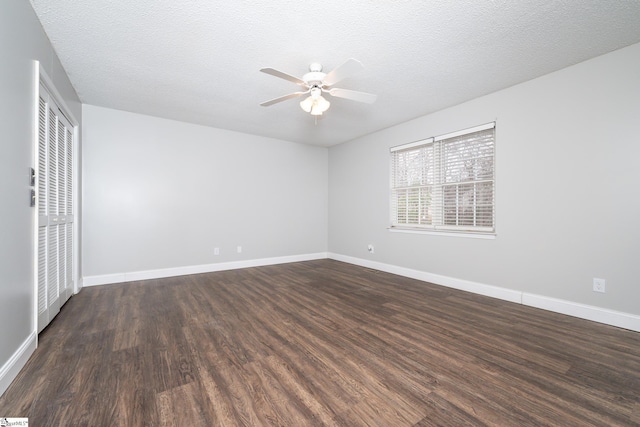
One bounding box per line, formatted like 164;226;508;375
214;248;219;255
367;244;374;253
593;278;606;293
237;246;242;253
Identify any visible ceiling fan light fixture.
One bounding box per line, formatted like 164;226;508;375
314;96;330;115
300;93;330;115
300;96;314;113
261;59;375;117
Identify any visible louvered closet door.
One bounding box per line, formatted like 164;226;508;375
37;84;74;333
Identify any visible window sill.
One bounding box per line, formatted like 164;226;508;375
388;227;496;239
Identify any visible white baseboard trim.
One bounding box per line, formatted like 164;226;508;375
82;252;329;287
83;272;127;287
328;253;640;333
522;293;640;332
328;253;522;303
0;331;37;398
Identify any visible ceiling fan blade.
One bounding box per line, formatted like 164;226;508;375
260;91;308;107
260;68;306;86
322;58;364;86
328;88;377;104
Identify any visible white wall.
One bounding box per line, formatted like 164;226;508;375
82;105;328;280
0;0;82;396
329;42;640;318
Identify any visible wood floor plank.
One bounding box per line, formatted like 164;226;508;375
157;382;207;427
1;259;639;426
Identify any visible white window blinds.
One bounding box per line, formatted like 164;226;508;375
391;123;495;233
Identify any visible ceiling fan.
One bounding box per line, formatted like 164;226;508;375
260;58;377;116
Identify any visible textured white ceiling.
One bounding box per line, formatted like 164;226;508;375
30;0;640;146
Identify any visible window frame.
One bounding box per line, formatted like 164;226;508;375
389;122;496;236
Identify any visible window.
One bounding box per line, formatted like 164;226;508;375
390;122;495;234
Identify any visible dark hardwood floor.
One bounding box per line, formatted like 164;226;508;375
1;259;639;426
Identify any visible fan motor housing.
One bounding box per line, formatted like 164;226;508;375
303;71;326;86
